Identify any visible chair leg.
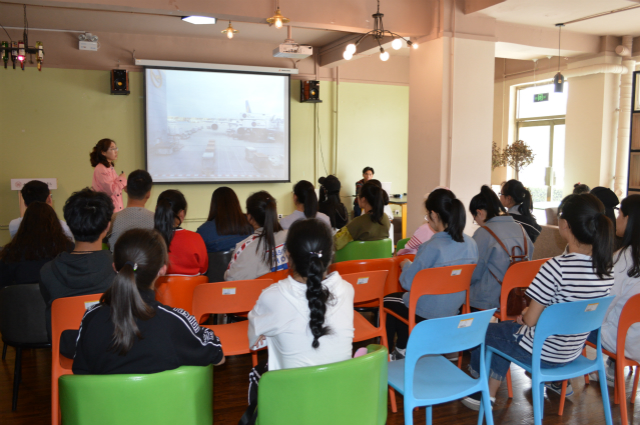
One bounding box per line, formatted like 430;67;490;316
532;381;544;425
2;343;7;360
403;401;413;425
601;364;614;425
632;366;640;404
558;380;567;416
389;387;398;413
426;405;433;425
506;369;513;398
582;347;590;386
12;347;22;411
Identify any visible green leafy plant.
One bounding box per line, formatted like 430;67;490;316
492;142;504;170
502;140;535;180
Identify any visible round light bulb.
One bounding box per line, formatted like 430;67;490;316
346;43;356;54
343;50;353;60
412;42;419;50
275;18;283;28
380;51;390;61
391;38;403;50
227;29;234;39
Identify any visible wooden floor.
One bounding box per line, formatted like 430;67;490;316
2;340;640;425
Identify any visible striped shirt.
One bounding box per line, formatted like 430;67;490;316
517;253;614;363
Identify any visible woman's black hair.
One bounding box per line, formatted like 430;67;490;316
286;219;334;349
590;186;620;234
573;183;590;195
63;188;114;242
206;187;253;236
425;188;466;243
101;229;168;355
558;193;614;279
294;180;319;219
358;182;385;225
501;179;534;218
616;194;640;278
318;176;348;228
368;179;390;205
469;185;507;221
154;190;187;250
89;138;115;168
246;191;283;269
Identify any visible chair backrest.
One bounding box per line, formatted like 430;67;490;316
617;293;640;359
395;237;410;252
192;279;273;323
257;345;388;425
340;270;389;305
154;275;209;314
0;284;49;345
408;264;476;331
259;269;291;282
59;365;213;425
205;250;233;283
499;258;549;319
334;239;393;263
329;258;400;296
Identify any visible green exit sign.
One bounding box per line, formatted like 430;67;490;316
534;93;549;102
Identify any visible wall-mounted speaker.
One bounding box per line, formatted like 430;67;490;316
111;69;130;95
300;80;322;103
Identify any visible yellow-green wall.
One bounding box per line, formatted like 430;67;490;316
0;68;408;245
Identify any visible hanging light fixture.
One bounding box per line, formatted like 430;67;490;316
554;23;565;93
342;0;417;62
266;1;290;29
222;21;239;39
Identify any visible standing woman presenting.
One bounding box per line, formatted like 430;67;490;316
91;138;127;212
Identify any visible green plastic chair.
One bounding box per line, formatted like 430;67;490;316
257;345;388;425
334;239;393;263
395;237;410;252
59;365;213;425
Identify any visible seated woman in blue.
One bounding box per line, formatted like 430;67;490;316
197;187;253;253
384;188;478;361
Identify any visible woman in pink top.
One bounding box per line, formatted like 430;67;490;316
396;222;435;255
90;138;127;212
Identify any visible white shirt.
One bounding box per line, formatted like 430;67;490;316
279;210;332;230
248;272;354;371
9;217;74;241
601;247;640;362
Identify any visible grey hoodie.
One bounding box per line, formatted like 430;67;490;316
39;251;115;340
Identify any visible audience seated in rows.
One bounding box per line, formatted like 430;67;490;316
280;180;331;230
225;191;288;281
500;180;541;243
154;190;208;276
385;188;478;361
0;202;73;288
9;180;73;240
197;187;253;253
107;170;154;251
468;186;534;310
317;175;348;229
73;228;225;374
39;188;115;340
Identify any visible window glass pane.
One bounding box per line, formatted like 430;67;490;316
518;126;550;202
552;124;565;201
517;83;568;119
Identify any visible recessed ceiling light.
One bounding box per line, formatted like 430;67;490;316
182;16;217;25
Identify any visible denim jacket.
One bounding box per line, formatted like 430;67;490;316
400;232;478;319
469;216;534;310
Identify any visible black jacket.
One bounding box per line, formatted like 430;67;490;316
511;212;542;243
72;289;224;375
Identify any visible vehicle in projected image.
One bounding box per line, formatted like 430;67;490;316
210;101;285;143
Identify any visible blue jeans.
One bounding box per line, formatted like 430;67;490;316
469;321;568;382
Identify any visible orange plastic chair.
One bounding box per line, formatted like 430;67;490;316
496;258;549;399
383;264;476;413
154;275;209;314
192;279;273;367
340;270;389;347
51;293;103;425
259;269;291;282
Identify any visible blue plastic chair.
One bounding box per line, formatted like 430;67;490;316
483;296;615;425
388;309;496;425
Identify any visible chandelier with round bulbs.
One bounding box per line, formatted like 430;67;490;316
343;0;418;62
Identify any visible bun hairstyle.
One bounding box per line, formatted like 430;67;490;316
573;183;591;195
63;188;114;242
469;185;507;221
358;182;385;224
501;179;534;218
558;193;614;279
207;187;253;236
616;194;640;278
425;188;466;243
246;191;283;269
294;180;319;219
286;219;334;349
154;189;187;250
101;229;168;355
90;138;115;168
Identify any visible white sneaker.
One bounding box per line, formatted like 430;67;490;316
589;364;616;388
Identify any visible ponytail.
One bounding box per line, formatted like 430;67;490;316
154;190;187;251
294;180;319;219
246;191;283;268
502;179;534;218
425;189;466;243
359;182;385;225
469;185;507;221
286;219;334;348
101;229;168;355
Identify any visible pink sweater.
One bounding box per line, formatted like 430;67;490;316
92;163;126;212
397;222;435;256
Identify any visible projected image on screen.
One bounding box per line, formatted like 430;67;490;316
145;68;290;183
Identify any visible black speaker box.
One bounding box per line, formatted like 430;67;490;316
300;80;322;103
111;69;130;95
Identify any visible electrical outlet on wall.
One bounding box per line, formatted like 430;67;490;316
278;214;283;219
394;209;401;216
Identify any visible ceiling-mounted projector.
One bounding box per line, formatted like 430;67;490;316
273;42;312;59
